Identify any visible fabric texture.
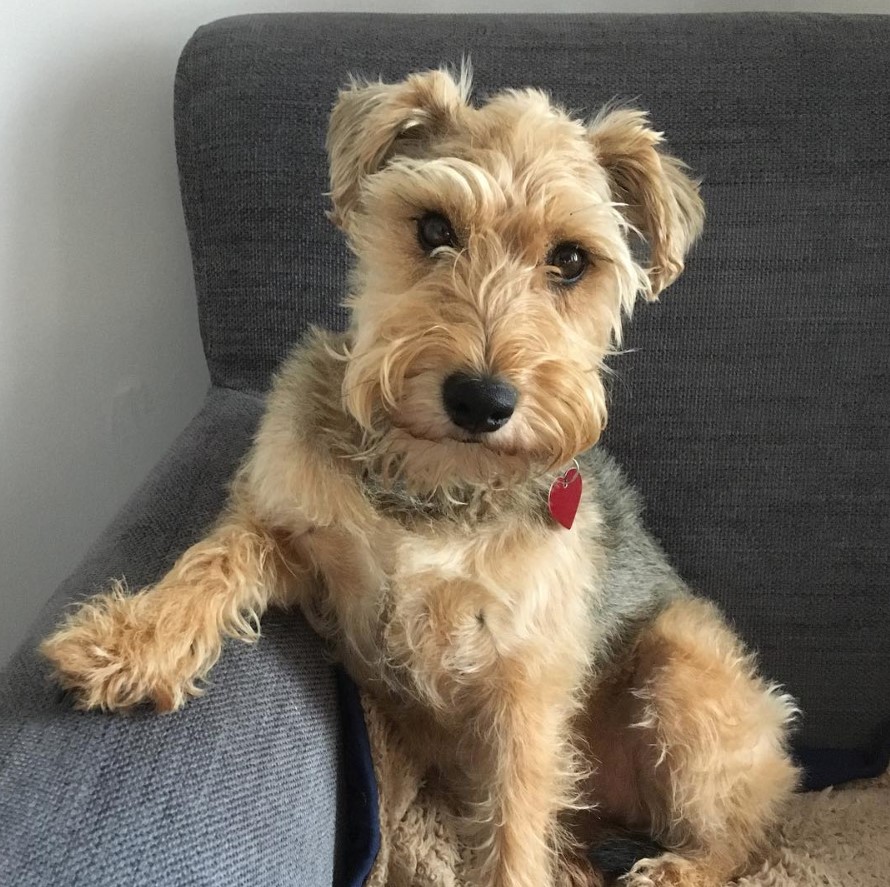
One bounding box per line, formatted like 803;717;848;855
175;12;890;754
361;694;888;887
0;389;341;887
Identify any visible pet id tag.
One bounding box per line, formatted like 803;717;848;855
547;462;582;530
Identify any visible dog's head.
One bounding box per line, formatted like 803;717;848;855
326;66;703;490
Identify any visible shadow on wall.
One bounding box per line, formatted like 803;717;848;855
0;41;210;665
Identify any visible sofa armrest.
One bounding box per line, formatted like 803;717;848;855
0;387;340;887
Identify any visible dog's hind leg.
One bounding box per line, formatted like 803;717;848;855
576;597;799;886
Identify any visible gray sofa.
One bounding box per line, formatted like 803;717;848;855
2;13;888;887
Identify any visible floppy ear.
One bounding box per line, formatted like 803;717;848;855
325;67;471;231
589;108;705;299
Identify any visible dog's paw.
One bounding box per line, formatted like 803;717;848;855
619;854;709;887
41;587;204;713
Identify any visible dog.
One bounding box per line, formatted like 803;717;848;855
42;67;799;887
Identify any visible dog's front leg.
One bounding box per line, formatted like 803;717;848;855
463;677;575;887
389;577;583;887
42;503;306;712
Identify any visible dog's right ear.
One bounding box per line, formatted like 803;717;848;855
326;67;471;232
588;108;704;299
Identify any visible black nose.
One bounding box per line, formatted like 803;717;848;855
442;373;517;434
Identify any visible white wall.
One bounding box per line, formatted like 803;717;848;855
1;0;886;668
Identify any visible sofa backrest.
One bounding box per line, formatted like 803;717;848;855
174;13;889;754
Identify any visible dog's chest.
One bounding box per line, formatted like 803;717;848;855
315;511;600;697
390;523;587;618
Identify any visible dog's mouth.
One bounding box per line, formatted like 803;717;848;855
394;422;486;447
391;421;535;460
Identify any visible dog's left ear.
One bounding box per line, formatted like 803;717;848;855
589;108;705;299
326;67;470;232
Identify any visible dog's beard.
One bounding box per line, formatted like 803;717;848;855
343;342;606;494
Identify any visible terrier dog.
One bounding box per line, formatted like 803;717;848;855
42;67;798;887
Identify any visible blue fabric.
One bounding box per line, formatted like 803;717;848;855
336;671;381;887
796;733;890;792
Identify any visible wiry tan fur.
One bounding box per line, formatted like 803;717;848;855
42;66;797;887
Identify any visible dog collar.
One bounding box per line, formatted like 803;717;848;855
547;460;582;530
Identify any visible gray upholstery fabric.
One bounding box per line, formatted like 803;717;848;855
0;389;340;887
175;13;889;750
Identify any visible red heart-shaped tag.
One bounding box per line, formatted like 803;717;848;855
547;466;582;530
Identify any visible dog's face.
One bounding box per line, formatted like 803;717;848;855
327;68;703;490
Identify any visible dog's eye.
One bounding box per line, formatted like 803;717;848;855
417;212;457;252
547;243;589;285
